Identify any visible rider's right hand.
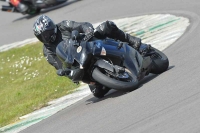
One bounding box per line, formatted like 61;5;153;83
56;68;71;76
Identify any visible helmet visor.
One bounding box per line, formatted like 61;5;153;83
37;28;56;44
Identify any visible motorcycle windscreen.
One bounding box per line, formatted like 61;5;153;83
56;40;74;68
56;39;92;68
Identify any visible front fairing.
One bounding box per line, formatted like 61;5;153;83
56;39;93;68
56;39;91;82
91;39;125;65
56;38;144;81
92;39;123;57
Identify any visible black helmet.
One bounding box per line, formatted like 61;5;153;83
33;15;57;44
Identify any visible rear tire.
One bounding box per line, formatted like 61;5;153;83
150;47;169;74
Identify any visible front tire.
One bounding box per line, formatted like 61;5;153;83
92;67;139;91
89;84;110;98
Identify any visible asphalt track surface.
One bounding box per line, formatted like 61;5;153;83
1;0;200;133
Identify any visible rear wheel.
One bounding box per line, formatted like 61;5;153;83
150;47;169;74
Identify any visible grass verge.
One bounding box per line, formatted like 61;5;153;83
0;42;79;127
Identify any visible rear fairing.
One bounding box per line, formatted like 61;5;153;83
91;39;143;76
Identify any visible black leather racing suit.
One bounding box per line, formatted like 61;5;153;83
43;20;141;70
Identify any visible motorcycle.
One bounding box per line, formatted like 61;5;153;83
0;0;68;15
56;30;169;98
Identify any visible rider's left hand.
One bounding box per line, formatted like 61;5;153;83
83;27;94;41
56;68;71;76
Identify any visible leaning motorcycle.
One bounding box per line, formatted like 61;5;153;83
0;0;67;15
56;30;169;98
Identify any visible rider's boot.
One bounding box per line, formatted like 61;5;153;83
124;33;153;56
124;33;141;50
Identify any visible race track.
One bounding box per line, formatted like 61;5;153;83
1;0;200;133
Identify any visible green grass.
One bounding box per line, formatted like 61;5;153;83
0;42;79;127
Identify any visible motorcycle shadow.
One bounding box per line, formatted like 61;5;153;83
85;75;158;104
86;65;174;104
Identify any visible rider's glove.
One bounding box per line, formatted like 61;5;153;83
83;27;94;41
56;68;71;76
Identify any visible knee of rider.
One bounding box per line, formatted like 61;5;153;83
94;22;106;37
95;22;106;32
106;21;120;37
95;21;118;37
106;21;118;30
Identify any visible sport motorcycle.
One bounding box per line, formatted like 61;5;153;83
56;30;169;98
0;0;67;15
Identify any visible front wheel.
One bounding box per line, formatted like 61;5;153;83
89;84;110;98
150;47;169;74
92;67;139;91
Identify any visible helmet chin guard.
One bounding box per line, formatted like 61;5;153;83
50;27;57;43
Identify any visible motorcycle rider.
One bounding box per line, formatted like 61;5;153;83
10;0;37;14
33;14;151;98
10;0;28;14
